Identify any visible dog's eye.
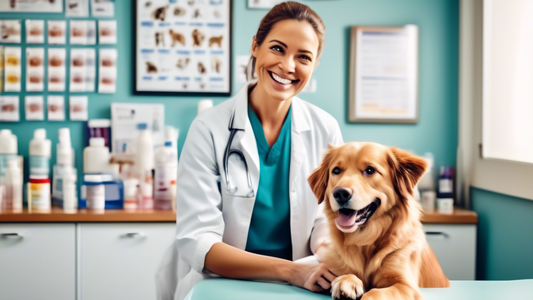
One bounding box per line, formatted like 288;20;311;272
332;167;341;175
363;166;376;175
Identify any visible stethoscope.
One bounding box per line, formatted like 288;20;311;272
223;112;255;198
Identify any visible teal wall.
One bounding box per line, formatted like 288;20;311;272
471;188;533;280
5;0;531;283
0;0;459;181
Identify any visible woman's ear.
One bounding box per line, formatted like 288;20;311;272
308;147;335;204
251;36;258;57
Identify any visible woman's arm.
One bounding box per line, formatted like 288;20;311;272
205;242;336;292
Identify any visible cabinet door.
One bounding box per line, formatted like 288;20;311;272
423;224;477;280
80;223;175;300
0;223;76;300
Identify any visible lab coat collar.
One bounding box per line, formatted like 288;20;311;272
230;80;312;134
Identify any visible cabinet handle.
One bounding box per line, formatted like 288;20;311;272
0;233;23;238
124;232;145;238
425;231;449;238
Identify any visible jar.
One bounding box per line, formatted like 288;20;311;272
85;175;105;212
29;175;51;213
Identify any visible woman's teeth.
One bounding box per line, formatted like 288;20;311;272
272;72;293;85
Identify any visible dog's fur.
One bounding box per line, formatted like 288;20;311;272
308;142;449;300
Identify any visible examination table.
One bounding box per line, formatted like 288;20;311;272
185;278;533;300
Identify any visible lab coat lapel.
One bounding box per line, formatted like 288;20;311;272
290;97;311;188
289;98;311;247
230;82;260;179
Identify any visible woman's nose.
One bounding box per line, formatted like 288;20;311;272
279;56;295;73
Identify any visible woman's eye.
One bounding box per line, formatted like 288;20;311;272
271;45;283;52
363;166;376;175
332;167;341;175
300;55;311;61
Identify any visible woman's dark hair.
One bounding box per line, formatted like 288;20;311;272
247;1;325;80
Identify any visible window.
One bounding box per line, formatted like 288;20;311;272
458;0;533;205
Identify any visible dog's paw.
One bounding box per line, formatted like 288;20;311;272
331;274;364;300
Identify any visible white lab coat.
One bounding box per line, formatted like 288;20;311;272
156;81;343;300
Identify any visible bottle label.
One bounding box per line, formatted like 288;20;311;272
30;156;50;175
31;183;51;210
439;179;453;193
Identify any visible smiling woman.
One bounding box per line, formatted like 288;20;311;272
156;2;344;300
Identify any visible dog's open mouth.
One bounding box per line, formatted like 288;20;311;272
335;198;381;231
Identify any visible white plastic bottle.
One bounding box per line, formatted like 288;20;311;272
154;142;177;210
5;158;22;212
165;126;179;209
62;166;78;213
53;128;76;203
83;137;111;174
134;123;154;209
0;129;18;183
29;129;52;177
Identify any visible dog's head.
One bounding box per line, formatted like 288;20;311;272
308;142;428;233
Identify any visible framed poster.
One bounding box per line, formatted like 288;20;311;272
349;25;419;123
135;0;232;95
0;0;63;13
248;0;284;9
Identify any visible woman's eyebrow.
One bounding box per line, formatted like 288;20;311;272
269;39;287;48
269;39;314;56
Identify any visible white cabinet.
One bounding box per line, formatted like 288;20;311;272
80;223;175;300
0;223;76;300
423;223;477;280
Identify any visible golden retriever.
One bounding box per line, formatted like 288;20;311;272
308;142;449;300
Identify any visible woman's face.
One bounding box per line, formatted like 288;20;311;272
252;19;320;102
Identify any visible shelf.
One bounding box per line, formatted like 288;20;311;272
0;207;477;224
421;207;478;224
0;208;176;223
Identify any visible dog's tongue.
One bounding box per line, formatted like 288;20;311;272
337;210;357;227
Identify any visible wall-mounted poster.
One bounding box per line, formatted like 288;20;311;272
248;0;284;9
0;20;21;43
135;0;231;95
0;0;63;13
66;0;89;18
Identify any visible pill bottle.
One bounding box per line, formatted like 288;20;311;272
29;175;51;213
123;178;139;211
85;175;105;213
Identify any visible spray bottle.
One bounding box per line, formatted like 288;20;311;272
53;128;76;207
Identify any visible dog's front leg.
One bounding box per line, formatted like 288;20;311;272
361;283;423;300
331;274;364;300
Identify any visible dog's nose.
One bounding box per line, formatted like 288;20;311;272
333;187;352;205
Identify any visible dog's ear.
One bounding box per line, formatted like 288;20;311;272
387;147;428;197
308;145;335;204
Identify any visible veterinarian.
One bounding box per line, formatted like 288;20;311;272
156;2;343;300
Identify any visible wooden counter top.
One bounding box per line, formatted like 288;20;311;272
0;208;176;223
0;207;476;223
421;208;478;224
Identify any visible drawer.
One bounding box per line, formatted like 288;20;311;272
79;223;175;300
423;223;477;280
0;223;76;300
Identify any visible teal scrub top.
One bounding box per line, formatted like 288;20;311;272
245;104;293;260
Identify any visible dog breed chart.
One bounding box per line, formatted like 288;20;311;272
136;0;230;93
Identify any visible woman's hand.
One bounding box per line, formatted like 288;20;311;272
285;263;337;293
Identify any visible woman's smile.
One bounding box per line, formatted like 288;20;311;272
269;71;299;88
